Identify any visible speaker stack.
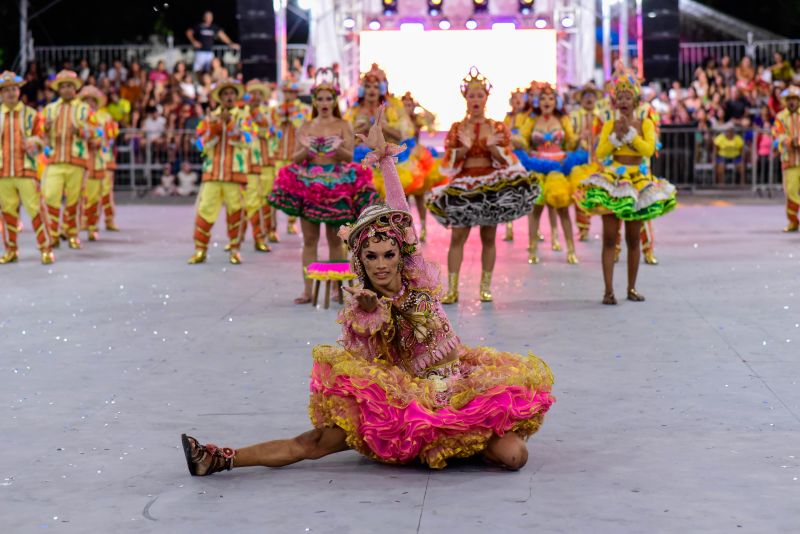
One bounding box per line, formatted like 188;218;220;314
641;0;680;83
236;0;277;81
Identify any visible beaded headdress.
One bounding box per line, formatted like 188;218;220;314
311;67;340;98
359;63;388;96
460;66;492;97
609;60;641;100
338;204;416;281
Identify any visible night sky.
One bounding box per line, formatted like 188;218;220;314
0;0;309;70
0;0;798;71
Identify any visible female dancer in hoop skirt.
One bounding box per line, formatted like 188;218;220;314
181;107;554;473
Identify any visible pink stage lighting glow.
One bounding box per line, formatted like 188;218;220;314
360;29;557;127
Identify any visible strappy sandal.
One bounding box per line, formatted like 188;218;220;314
181;434;236;476
602;293;617;305
627;288;646;302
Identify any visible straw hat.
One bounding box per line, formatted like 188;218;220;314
49;69;83;91
280;79;301;93
245;79;271;97
210;79;244;103
78;85;107;107
574;83;602;100
780;85;800;103
0;71;25;89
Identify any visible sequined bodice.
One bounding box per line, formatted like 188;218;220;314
388;286;460;376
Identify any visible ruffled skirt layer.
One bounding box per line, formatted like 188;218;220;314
309;344;555;469
426;166;540;228
268;162;378;225
575;165;677;221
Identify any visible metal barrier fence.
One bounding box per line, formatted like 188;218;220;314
33;44;308;74
679;39;800;85
654;126;782;195
109;126;786;196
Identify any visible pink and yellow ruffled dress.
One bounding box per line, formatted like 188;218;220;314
308;150;554;469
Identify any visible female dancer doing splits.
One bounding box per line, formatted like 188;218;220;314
268;69;377;304
427;68;539;303
181;107;554;474
575;64;677;304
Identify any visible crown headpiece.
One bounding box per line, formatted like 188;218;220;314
610;60;641;100
460;66;492;97
311;67;340;97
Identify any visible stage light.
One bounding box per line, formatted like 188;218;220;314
368;19;381;31
465;18;479;30
438;18;451;30
472;0;488;14
343;17;356;30
492;22;516;31
520;7;531;15
428;0;444;16
382;0;397;15
534;17;548;29
560;15;575;28
400;22;425;32
519;0;534;12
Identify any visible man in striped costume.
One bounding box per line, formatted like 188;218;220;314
773;86;800;232
0;71;53;264
188;80;250;265
79;86;116;241
41;70;94;250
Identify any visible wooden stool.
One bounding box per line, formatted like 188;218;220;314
305;261;357;309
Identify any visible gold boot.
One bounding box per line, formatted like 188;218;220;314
441;272;459;304
41;250;55;264
479;271;493;302
644;251;659;265
267;230;280;243
229;249;242;264
551;234;562;251
566;246;579;265
614;247;621;263
527;240;540;264
105;220;120;231
537;230;544;241
254;238;271;252
88;230;98;241
0;250;19;264
187;249;207;264
68;237;81;249
419;225;427;243
503;222;514;241
287;217;298;235
578;228;589;242
783;222;799;233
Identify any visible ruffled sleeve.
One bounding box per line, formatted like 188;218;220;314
338;295;393;360
439;121;464;177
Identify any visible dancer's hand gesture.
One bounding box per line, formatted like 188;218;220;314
615;115;630;139
457;126;475;148
343;286;379;312
356;105;387;152
485;129;503;147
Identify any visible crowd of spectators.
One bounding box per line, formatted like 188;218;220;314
13;41;800;190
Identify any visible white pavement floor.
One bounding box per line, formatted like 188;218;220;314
1;200;799;534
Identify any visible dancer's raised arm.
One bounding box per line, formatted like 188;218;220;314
358;106;410;213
